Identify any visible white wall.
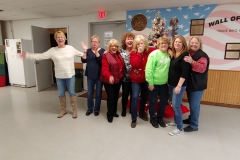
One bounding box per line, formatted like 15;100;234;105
2;11;126;90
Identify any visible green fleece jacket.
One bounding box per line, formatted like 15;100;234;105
145;49;170;85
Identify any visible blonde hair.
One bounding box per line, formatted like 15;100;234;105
157;36;170;49
107;39;120;53
54;31;67;40
172;36;188;58
188;36;203;51
132;35;149;52
91;35;100;43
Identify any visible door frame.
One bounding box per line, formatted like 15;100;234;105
31;25;69;91
47;26;69;84
47;25;69;44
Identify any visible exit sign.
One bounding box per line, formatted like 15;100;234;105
98;11;107;19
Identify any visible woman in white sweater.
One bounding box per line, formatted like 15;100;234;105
21;31;84;119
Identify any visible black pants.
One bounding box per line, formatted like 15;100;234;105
121;81;132;113
148;83;168;118
104;82;121;118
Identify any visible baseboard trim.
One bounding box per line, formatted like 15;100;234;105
182;99;240;109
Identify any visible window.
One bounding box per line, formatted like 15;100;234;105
225;43;240;60
190;19;205;36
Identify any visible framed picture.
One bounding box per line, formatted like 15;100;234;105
225;43;240;60
190;19;205;36
226;43;240;51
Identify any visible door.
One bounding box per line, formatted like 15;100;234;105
31;26;52;91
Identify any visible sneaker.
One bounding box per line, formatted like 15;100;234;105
139;115;148;121
169;128;184;136
184;126;198;132
166;122;177;127
150;117;159;128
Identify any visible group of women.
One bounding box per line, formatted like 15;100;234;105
94;33;209;136
21;30;209;136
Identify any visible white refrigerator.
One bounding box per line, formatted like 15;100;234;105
5;39;36;87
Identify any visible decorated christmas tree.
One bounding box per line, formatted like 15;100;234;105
148;11;167;47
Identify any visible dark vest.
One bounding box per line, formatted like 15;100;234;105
187;49;209;92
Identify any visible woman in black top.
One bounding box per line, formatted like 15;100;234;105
81;35;105;116
167;36;190;136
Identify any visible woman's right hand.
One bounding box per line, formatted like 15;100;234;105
137;45;145;53
109;76;114;84
20;51;26;58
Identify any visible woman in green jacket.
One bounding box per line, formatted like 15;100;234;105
145;36;171;128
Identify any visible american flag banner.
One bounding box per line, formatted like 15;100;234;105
126;3;240;70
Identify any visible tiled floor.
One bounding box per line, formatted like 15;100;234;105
1;86;240;160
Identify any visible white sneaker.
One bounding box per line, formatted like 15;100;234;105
166;122;177;127
169;128;184;136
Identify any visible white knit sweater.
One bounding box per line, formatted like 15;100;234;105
26;45;83;78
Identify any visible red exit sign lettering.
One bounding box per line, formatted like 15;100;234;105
98;11;107;19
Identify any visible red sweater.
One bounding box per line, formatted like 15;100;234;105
130;47;156;83
100;52;124;84
189;51;208;73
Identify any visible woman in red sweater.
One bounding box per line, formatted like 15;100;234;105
129;35;156;128
100;39;124;123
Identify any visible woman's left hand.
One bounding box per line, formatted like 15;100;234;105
148;85;154;91
183;54;193;64
80;42;88;51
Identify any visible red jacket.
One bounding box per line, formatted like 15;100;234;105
100;52;124;84
130;47;156;83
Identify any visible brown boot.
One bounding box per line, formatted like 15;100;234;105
70;96;78;119
57;96;67;118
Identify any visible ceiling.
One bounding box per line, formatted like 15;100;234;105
0;0;235;21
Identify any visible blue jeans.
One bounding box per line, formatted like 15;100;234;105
87;77;103;112
148;83;168;118
169;85;186;130
187;90;204;129
56;75;75;97
131;82;148;122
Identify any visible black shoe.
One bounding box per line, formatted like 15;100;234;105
131;122;136;128
157;117;167;128
94;112;99;116
113;113;119;117
183;118;190;124
139;115;148;121
150;117;159;128
86;111;93;116
121;111;126;117
184;126;198;132
107;116;113;123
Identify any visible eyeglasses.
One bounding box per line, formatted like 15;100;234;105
160;43;168;45
91;41;99;43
